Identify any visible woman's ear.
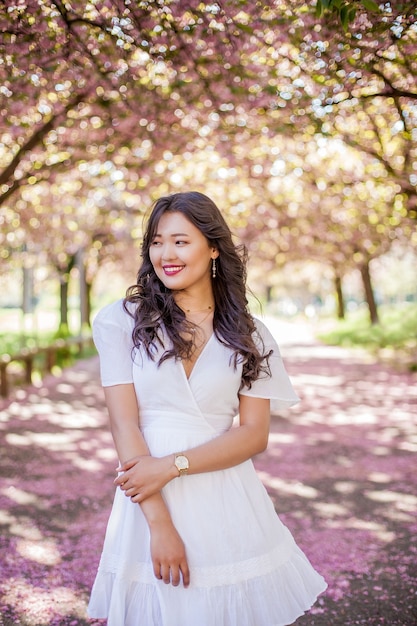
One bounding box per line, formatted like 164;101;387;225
211;248;219;259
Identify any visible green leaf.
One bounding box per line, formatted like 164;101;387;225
315;0;324;18
340;6;350;30
348;7;357;22
234;22;254;34
361;0;380;12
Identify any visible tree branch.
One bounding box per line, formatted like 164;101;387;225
0;91;88;192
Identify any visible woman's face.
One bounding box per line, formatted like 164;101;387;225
149;211;218;294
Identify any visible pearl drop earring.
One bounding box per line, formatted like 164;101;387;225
212;258;217;278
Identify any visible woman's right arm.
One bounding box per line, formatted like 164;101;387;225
103;383;190;587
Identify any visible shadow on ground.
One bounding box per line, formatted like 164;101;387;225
0;321;416;625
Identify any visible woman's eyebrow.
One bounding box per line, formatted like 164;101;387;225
154;232;190;237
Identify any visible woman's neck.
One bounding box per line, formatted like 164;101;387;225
174;292;214;314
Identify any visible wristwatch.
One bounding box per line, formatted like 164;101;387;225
174;453;189;476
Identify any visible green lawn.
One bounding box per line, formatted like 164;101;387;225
0;329;57;355
0;310;95;393
0;308;92;354
318;303;417;369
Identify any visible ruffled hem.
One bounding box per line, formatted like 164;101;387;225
88;546;327;626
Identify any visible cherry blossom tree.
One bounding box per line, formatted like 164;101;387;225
1;0;293;322
283;1;416;218
1;1;415;329
216;128;414;323
0;0;295;207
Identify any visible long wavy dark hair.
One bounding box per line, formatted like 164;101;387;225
124;191;271;389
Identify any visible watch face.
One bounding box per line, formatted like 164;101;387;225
176;455;189;470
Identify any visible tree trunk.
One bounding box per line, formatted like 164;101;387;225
334;273;345;319
360;261;379;325
60;278;69;330
57;255;76;333
85;280;92;328
77;249;89;331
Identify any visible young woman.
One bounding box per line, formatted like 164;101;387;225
88;191;326;626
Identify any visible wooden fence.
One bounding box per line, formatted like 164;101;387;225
0;336;94;398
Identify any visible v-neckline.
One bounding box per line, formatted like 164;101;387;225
181;332;214;381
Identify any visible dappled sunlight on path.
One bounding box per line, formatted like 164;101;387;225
0;358;114;626
256;317;417;626
0;320;416;625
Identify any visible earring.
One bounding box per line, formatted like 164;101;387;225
212;258;217;279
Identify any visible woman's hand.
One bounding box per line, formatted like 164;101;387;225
149;517;190;587
115;454;177;502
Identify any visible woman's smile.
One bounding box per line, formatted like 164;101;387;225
162;264;185;276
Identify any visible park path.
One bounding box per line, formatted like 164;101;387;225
0;318;416;626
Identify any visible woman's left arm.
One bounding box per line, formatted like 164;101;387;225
117;395;270;503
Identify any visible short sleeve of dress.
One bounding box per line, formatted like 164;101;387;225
92;299;135;387
239;318;300;409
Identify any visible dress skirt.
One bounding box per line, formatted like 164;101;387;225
88;423;327;626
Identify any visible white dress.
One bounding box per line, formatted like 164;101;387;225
88;299;327;626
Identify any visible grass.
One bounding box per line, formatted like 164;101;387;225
317;303;417;370
0;315;96;394
0;327;94;356
0;329;60;356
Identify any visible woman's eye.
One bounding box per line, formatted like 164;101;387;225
176;240;187;245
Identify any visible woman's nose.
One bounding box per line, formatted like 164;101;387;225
161;244;177;261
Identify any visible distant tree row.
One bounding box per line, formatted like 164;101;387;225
0;1;415;329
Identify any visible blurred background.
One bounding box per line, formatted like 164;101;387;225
1;0;416;386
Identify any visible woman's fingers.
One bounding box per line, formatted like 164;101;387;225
170;564;181;587
152;560;190;587
153;562;162;580
160;563;171;584
150;521;190;587
181;559;190;588
116;478;144;499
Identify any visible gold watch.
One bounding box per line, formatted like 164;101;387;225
174;453;189;476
